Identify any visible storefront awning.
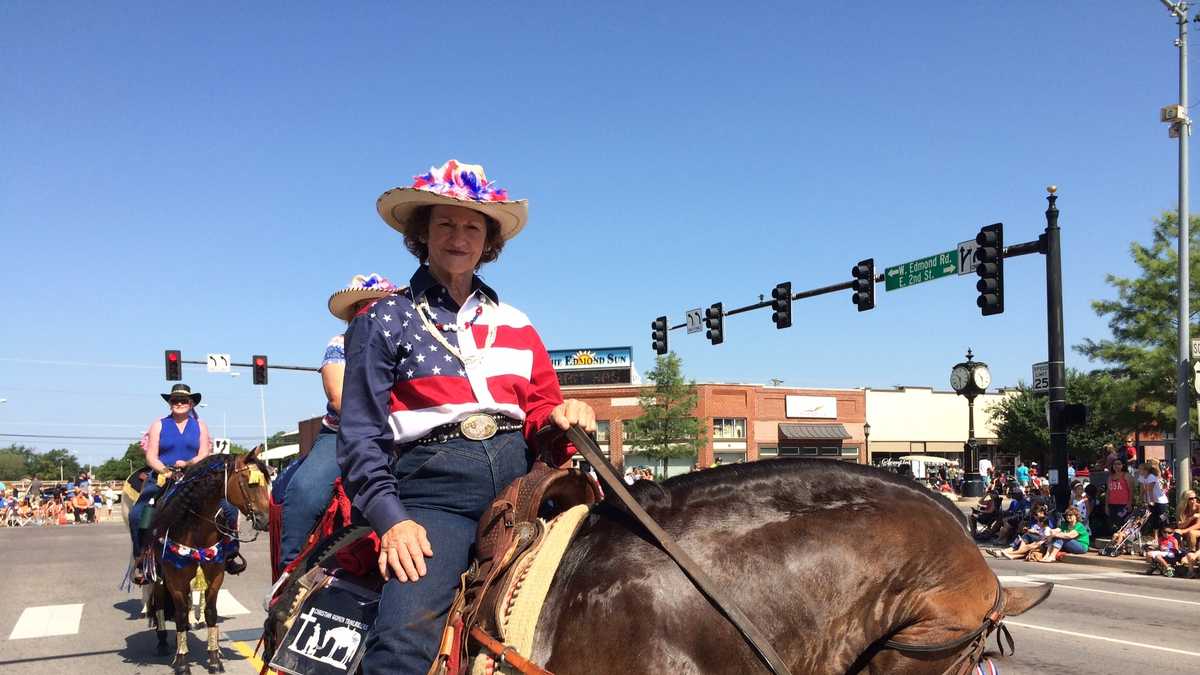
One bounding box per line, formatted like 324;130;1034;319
778;423;852;441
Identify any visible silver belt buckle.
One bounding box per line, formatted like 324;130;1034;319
460;413;498;441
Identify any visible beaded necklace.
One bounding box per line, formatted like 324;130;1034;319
414;292;496;367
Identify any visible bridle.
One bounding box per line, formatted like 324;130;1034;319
182;457;268;543
882;576;1013;675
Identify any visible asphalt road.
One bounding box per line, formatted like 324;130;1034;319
1;522;1198;674
0;521;272;675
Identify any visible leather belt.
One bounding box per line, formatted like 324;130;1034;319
403;413;523;449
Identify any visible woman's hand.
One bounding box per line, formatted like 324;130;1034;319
378;519;433;582
550;399;596;433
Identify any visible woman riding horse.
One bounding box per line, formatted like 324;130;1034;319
128;384;243;585
338;159;596;673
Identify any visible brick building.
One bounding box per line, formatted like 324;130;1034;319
559;381;867;478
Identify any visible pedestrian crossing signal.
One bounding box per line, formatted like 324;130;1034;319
164;350;182;381
705;303;724;346
771;282;792;329
651;316;669;356
252;355;268;385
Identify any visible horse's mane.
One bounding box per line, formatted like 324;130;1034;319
151;454;243;532
641;458;968;531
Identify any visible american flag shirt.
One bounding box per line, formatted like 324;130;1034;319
337;265;573;535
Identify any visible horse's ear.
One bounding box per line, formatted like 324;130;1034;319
246;445;262;462
1001;582;1053;616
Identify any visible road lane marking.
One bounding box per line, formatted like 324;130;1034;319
1004;621;1200;657
188;589;250;616
997;576;1200;606
8;604;84;640
230;639;264;672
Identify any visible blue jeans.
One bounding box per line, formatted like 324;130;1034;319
362;431;531;675
1051;538;1087;554
280;427;341;567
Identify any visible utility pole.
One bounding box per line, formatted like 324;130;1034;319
1045;187;1070;513
1162;0;1193;494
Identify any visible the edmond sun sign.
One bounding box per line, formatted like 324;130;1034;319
548;347;634;386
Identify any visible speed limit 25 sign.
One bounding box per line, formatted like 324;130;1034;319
1031;362;1049;394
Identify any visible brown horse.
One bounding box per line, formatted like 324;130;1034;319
528;459;1051;674
145;450;271;674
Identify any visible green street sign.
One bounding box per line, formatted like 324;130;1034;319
885;250;957;292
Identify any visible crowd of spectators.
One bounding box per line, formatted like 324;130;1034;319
0;472;120;527
969;441;1200;577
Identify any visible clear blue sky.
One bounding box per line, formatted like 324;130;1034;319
0;2;1193;465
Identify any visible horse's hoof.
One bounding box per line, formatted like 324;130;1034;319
155;637;170;657
207;650;224;673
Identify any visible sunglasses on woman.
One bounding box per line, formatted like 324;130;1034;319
169;399;191;405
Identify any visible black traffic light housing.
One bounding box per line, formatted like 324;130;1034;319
1063;403;1088;428
164;349;182;381
975;223;1004;316
704;303;724;345
651;316;669;356
252;354;269;385
771;282;792;329
851;258;875;311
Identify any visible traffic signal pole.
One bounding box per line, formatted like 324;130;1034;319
175;358;319;373
1044;189;1070;513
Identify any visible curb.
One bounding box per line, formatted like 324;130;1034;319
977;545;1148;573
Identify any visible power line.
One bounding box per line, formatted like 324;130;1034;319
0;358;156;369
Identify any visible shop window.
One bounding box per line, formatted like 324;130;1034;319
713;418;747;439
595;420;610;443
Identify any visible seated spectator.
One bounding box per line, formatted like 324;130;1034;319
1036;506;1091;563
1145;527;1183;577
1181;548;1200;579
1175;490;1200;552
1070;481;1091;522
45;495;66;525
970;488;1004;535
1030;483;1055;516
72;490;94;524
985;487;1031;543
989;504;1052;560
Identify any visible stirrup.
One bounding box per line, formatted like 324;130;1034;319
131;557;150;586
225;552;247;575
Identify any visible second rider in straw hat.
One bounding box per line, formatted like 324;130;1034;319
339;160;596;672
276;273;403;572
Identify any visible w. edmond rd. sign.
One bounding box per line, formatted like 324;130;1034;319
548;347;632;371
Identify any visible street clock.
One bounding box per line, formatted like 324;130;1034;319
950;349;990;398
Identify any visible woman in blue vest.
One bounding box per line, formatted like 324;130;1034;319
129;384;243;584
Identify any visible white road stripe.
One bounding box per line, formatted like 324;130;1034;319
8;604;84;640
1041;583;1200;607
189;589;250;616
1004;621;1200;658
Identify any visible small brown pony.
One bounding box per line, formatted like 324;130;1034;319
142;450;271;674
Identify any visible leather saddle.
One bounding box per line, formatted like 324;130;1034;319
432;461;601;675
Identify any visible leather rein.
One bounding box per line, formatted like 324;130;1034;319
881;575;1013;675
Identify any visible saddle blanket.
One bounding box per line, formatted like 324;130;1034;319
471;504;591;675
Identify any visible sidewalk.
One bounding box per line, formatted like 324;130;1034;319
951;495;1152;572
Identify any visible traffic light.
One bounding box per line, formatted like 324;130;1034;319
975;223;1004;316
771;282;792;329
704;303;724;346
651;316;669;356
252;354;268;385
851;258;875;311
164;349;181;381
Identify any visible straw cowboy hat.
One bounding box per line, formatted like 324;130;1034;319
160;383;201;405
376;159;528;241
327;273;403;321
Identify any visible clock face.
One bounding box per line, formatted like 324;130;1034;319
950;365;970;391
973;367;991;390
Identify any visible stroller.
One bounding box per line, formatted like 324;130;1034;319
1101;507;1151;557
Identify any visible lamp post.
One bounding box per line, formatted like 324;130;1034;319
950;349;991;498
863;422;871;464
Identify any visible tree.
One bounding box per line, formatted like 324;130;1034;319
94;442;147;481
987;369;1130;467
28;448;82;481
1075;211;1200;431
625;353;706;476
0;444;36;480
